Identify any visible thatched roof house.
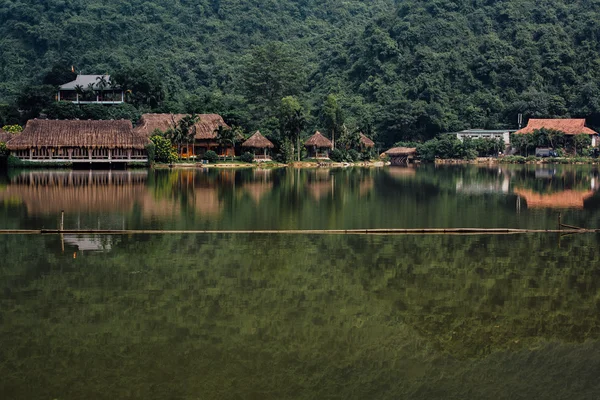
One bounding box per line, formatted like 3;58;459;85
8;120;147;150
359;133;375;148
134;113;230;139
383;147;417;166
7;119;149;163
305;131;333;159
242;131;274;149
305;131;333;149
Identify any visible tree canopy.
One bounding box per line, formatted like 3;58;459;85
2;0;600;145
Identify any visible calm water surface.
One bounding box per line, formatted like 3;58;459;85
1;165;600;399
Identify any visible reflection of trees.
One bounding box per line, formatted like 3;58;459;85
1;234;600;398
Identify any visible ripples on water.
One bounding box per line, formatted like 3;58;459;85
1;166;600;399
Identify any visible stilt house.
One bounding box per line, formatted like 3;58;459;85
7;119;149;163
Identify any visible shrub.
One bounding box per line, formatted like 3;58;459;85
0;142;8;158
150;135;178;163
1;124;23;133
347;149;360;162
240;152;254;163
203;150;218;163
145;142;156;163
329;148;345;162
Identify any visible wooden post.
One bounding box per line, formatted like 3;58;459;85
60;210;64;232
558;213;562;231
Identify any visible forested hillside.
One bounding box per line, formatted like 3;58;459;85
2;0;600;144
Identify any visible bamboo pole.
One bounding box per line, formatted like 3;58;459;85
0;228;598;236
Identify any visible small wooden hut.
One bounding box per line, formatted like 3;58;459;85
7;119;149;163
134;113;231;158
359;133;375;148
242;131;274;161
383;147;417;165
305;131;333;159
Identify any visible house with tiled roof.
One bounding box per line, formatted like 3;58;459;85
514;119;599;146
57;75;124;104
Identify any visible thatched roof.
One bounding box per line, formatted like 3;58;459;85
384;147;417;156
305;131;333;148
7;119;148;150
0;129;15;144
515;119;598;135
359;133;375;147
134;113;230;140
242;131;274;148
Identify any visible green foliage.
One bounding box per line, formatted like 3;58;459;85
151;135;178;164
166;114;199;157
2;124;23;133
321;94;344;148
203;150;218;163
242;43;306;116
0;142;8;158
275;138;294;164
112;65;165;109
572;134;592;156
145;142;156;164
240;152;254;163
279;96;306;161
329;148;345;162
5;0;600;146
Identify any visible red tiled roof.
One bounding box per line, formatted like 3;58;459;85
515;119;598;135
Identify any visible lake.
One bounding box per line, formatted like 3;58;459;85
1;165;600;399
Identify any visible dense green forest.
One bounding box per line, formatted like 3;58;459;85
3;0;600;145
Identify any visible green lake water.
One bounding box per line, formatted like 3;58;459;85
1;165;600;399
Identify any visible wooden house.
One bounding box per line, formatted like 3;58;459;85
7;119;149;163
305;131;333;159
57;75;124;104
241;131;274;161
383;147;417;165
514;119;599;146
134;113;231;158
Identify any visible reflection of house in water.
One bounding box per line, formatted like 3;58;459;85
0;171;149;214
359;178;374;197
456;173;511;194
306;170;334;200
63;235;113;252
243;170;273;203
193;188;222;215
513;189;596;209
0;171;184;218
385;167;416;180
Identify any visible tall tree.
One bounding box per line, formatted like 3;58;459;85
321;94;344;149
242;43;306;117
279;96;306;162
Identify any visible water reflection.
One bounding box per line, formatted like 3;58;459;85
2;233;600;399
1;165;600;230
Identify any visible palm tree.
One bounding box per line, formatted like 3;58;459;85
166;114;199;159
96;75;109;101
74;84;84;103
215;125;237;160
